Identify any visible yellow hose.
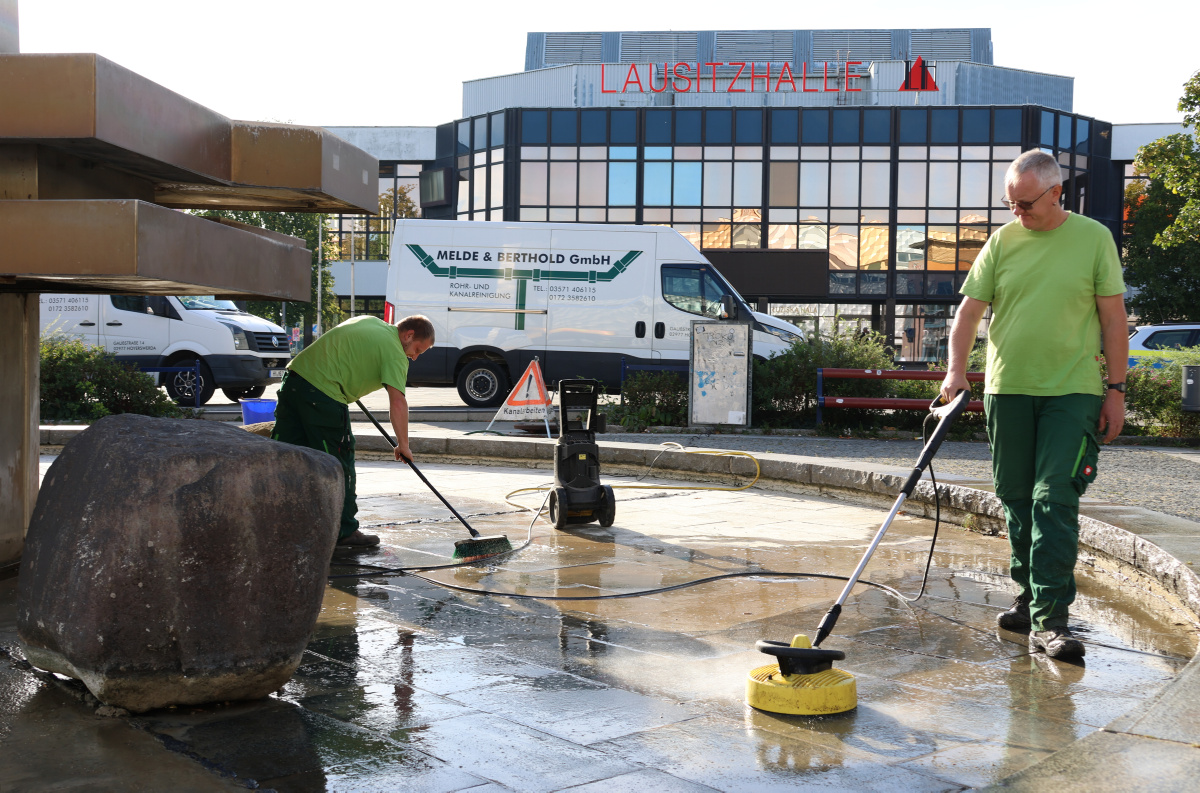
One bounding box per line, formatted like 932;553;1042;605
503;442;761;514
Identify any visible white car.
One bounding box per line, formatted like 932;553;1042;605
1128;323;1200;367
41;294;292;406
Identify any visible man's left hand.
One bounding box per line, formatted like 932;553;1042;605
1098;390;1125;443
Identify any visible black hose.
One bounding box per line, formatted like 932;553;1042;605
330;414;951;614
331;562;914;606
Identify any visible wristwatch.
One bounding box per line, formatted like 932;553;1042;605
1107;382;1127;393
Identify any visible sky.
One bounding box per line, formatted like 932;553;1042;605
16;0;1197;129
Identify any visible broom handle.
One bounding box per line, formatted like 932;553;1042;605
355;400;480;538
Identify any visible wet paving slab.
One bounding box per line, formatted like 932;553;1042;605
4;458;1198;791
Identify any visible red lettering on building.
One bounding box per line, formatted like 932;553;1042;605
800;62;816;91
600;64;617;93
672;62;693;93
649;63;669;93
845;61;862;91
597;59;886;94
750;62;770;92
775;62;797;92
622;63;644;93
706;62;721;92
728;62;747;92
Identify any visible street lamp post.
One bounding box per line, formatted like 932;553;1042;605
315;216;323;337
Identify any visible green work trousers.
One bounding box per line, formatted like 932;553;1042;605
985;393;1102;631
272;371;358;539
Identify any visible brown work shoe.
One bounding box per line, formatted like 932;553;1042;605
997;596;1032;631
336;530;380;548
1029;627;1085;660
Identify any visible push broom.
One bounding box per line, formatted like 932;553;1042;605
356;400;514;562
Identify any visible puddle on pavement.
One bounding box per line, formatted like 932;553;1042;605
4;461;1198;791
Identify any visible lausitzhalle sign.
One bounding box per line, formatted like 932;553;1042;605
599;56;939;94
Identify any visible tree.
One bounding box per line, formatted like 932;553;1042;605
1133;69;1200;249
193;210;343;332
379;183;419;222
1122;177;1200;322
375;184;420;260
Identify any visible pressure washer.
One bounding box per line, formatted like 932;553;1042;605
746;389;972;716
547;379;616;529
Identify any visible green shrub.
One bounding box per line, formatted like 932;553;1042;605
40;336;183;422
608;370;688;431
1125;348;1200;438
752;329;894;428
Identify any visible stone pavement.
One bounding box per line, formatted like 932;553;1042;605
9;393;1200;787
6;406;1200;790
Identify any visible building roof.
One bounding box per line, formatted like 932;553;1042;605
525;29;993;70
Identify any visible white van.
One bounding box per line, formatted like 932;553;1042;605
384;219;805;407
40;294;292;406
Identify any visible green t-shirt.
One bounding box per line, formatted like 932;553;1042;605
961;213;1125;397
287;316;409;404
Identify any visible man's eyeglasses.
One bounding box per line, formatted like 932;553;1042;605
999;184;1056;211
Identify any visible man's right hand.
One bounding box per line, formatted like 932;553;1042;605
395;443;413;464
940;373;970;405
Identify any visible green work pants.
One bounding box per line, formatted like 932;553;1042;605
272;371;358;539
985;393;1102;631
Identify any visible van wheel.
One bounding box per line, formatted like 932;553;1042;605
456;360;509;408
166;358;215;406
222;386;266;401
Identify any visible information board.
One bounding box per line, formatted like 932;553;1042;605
689;321;751;427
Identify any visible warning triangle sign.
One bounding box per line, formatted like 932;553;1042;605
490;359;553;422
899;56;939;91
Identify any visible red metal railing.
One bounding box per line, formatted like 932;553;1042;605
816;368;984;424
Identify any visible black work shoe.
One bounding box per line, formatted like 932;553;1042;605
997;596;1032;631
337;530;380;548
1029;627;1085;660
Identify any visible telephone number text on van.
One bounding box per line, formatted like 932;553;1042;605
549;294;597;302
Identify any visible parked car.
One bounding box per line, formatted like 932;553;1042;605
41;294;292;406
1128;323;1200;368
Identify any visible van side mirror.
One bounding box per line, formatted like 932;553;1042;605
720;295;739;321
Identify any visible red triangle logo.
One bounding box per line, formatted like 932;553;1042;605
899;56;939;91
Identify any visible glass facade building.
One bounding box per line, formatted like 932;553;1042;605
323;30;1137;362
406;104;1115;361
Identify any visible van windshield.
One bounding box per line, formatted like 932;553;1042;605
661;265;747;319
178;296;240;311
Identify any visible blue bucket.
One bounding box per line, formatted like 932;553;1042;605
240;398;277;426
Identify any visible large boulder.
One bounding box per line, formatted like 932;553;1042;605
17;414;343;713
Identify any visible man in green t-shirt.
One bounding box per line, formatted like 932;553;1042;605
272;314;435;548
941;150;1128;661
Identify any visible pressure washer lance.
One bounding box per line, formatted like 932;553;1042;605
746;389;972;716
355;400;513;562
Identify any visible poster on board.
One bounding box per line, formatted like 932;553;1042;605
689;321;751;427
